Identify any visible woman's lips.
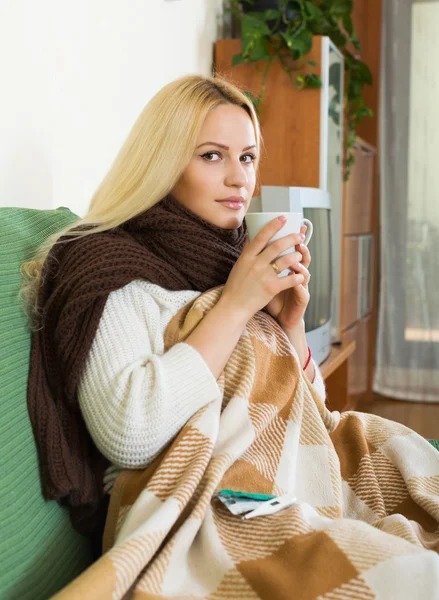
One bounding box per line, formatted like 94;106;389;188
218;201;244;210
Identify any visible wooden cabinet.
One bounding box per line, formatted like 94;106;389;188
339;136;377;408
340;233;374;332
358;235;374;319
320;339;356;412
343;316;371;407
344;140;376;235
340;237;360;331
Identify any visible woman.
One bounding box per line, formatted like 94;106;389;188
22;75;439;598
21;73;324;543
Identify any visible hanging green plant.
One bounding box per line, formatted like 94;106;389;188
223;0;373;180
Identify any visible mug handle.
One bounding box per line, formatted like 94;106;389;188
301;218;313;246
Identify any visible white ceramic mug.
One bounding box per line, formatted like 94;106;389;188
245;212;313;278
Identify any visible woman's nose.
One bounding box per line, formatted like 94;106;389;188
224;160;248;188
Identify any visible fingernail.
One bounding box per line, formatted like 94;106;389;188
278;216;287;223
299;234;305;240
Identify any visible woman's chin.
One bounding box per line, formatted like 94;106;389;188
221;215;244;229
202;207;245;229
214;209;245;229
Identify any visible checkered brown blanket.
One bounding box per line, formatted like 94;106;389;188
55;286;439;599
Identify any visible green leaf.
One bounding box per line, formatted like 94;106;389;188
357;106;374;120
248;40;272;62
346;128;357;147
307;60;317;66
350;32;361;52
286;1;304;15
344;51;355;67
280;31;296;52
263;9;280;21
295;73;306;89
354;95;367;109
240;28;272;62
241;13;272;37
330;0;353;17
304;2;322;19
349;78;363;98
313;16;336;35
353;60;373;85
241;14;272;61
342;13;353;35
304;73;322;88
285;19;307;39
280;28;313;56
330;29;347;49
231;53;249;66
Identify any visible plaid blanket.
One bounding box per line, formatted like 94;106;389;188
55;286;439;599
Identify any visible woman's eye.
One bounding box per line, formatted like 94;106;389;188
201;152;220;162
241;153;256;163
201;152;256;163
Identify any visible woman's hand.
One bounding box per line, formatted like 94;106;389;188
220;217;308;323
264;225;311;330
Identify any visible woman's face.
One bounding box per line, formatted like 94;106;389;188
171;104;257;229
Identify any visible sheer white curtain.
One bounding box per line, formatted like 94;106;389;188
374;0;439;402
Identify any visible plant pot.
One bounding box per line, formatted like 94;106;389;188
241;0;279;11
241;0;295;34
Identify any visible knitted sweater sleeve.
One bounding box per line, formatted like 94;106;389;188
77;281;327;471
77;282;223;469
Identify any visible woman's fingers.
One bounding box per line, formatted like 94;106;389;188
296;239;311;269
273;251;302;271
288;261;311;285
264;233;305;264
247;217;299;257
279;271;305;290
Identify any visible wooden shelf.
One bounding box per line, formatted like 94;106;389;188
317;339;356;412
320;339;356;380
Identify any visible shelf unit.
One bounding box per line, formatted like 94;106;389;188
340;137;377;409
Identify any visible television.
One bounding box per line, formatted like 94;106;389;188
249;186;334;365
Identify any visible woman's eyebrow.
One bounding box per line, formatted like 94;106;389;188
197;142;256;151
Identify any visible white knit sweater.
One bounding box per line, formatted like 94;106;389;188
77;280;326;492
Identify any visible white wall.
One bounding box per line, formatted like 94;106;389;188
0;0;225;216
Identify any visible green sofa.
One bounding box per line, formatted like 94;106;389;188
1;206;438;599
0;207;93;600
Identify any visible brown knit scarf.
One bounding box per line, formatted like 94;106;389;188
27;193;247;534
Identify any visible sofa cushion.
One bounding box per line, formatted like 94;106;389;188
0;207;93;599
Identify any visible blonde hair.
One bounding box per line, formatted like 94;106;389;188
20;74;263;329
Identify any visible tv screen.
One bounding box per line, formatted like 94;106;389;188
303;207;332;333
